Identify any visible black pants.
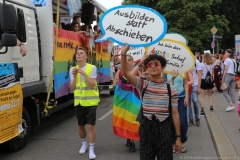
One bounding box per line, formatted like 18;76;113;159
139;116;173;160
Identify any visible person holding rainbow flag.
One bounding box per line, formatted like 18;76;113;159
112;54;142;152
120;43;181;159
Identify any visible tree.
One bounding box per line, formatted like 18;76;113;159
122;0;230;52
122;0;158;9
212;0;240;50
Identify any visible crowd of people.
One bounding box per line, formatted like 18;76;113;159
70;40;240;160
53;14;102;50
65;13;239;160
109;46;239;159
193;49;239;114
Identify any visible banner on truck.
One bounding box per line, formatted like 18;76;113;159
54;28;111;99
0;63;23;144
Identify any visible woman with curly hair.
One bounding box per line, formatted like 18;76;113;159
198;52;215;115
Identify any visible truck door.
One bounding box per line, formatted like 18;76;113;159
0;7;28;85
1;3;40;85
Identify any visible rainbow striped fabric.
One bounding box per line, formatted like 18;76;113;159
113;80;141;140
54;28;111;99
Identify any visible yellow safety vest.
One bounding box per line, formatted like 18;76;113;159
74;63;100;107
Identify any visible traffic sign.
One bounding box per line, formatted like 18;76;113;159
211;27;218;34
214;35;223;39
211;42;215;48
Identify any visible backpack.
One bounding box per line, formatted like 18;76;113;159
136;81;172;122
218;67;222;78
204;64;213;85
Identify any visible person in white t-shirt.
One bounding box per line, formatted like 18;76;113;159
69;48;99;159
221;49;237;112
188;58;201;126
198;53;215;115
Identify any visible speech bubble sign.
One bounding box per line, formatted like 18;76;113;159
96;5;168;47
118;47;146;61
164;33;188;45
147;39;195;78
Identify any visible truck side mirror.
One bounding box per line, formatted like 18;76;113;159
1;33;17;46
0;3;17;32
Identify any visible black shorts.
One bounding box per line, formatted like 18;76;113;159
75;105;97;126
201;79;214;90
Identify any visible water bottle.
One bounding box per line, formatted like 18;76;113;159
221;83;227;90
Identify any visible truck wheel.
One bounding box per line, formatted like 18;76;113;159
7;107;31;152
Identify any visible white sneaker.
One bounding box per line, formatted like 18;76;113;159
79;144;88;154
226;106;235;112
89;150;96;159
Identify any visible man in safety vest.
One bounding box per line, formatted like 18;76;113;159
70;47;100;160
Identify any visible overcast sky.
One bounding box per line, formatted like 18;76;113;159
96;0;123;9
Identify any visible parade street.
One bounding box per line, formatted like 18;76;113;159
0;91;239;160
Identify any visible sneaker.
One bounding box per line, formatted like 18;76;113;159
200;110;205;116
188;119;194;127
79;144;88;154
89;150;96;159
196;119;201;126
225;106;235;112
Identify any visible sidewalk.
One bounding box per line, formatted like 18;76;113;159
204;90;240;159
173;113;217;160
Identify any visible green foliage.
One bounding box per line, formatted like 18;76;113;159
122;0;240;53
215;0;240;50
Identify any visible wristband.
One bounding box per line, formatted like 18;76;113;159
19;43;24;47
175;135;181;137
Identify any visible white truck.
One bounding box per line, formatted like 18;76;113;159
0;0;109;152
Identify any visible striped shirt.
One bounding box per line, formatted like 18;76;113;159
136;78;179;122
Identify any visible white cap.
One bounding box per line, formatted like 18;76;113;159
204;50;211;54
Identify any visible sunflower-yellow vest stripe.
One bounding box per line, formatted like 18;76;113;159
74;63;100;107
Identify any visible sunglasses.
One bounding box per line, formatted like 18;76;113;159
146;62;160;68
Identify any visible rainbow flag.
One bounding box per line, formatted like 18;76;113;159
54;28;111;99
93;41;111;83
113;80;141;140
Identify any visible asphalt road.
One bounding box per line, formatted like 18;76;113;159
0;93;217;160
